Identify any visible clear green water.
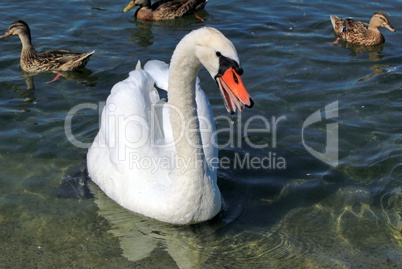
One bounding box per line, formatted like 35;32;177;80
1;0;401;268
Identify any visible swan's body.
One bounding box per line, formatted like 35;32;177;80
87;27;253;224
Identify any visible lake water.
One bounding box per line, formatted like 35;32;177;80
1;0;401;268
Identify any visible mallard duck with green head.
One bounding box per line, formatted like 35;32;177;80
0;20;94;81
330;12;396;46
123;0;207;21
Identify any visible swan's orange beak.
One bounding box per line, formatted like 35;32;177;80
216;67;254;114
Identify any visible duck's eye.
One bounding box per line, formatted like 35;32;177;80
216;51;221;57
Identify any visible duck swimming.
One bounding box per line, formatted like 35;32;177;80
123;0;207;21
87;27;253;224
330;12;395;46
0;20;94;81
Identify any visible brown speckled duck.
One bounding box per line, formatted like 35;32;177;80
123;0;207;21
330;12;396;46
0;20;94;74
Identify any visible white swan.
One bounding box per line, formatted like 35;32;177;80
87;27;253;225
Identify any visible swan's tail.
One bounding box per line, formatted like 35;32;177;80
135;60;142;70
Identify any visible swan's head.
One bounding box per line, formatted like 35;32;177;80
191;27;254;114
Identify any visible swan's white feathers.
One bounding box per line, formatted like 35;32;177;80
144;60;170;90
87;27;245;224
135;60;142;70
89;68;176;215
88;59;218;223
192;27;240;79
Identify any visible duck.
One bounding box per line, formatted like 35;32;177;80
86;27;254;225
330;12;396;46
123;0;207;21
0;20;94;81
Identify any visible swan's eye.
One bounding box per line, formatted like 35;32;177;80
216;51;221;57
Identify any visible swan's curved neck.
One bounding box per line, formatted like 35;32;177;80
168;38;205;177
162;31;221;223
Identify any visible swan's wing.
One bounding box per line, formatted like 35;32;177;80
144;60;169;91
143;60;173;141
88;69;166;176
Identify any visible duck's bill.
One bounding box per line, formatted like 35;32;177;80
216;67;254;114
0;32;11;38
386;24;396;32
123;1;136;12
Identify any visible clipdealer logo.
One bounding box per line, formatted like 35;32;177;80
64;101;339;170
302;101;339;167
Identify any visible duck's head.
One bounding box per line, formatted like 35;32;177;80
123;0;150;12
0;20;31;39
370;12;396;32
188;27;254;114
